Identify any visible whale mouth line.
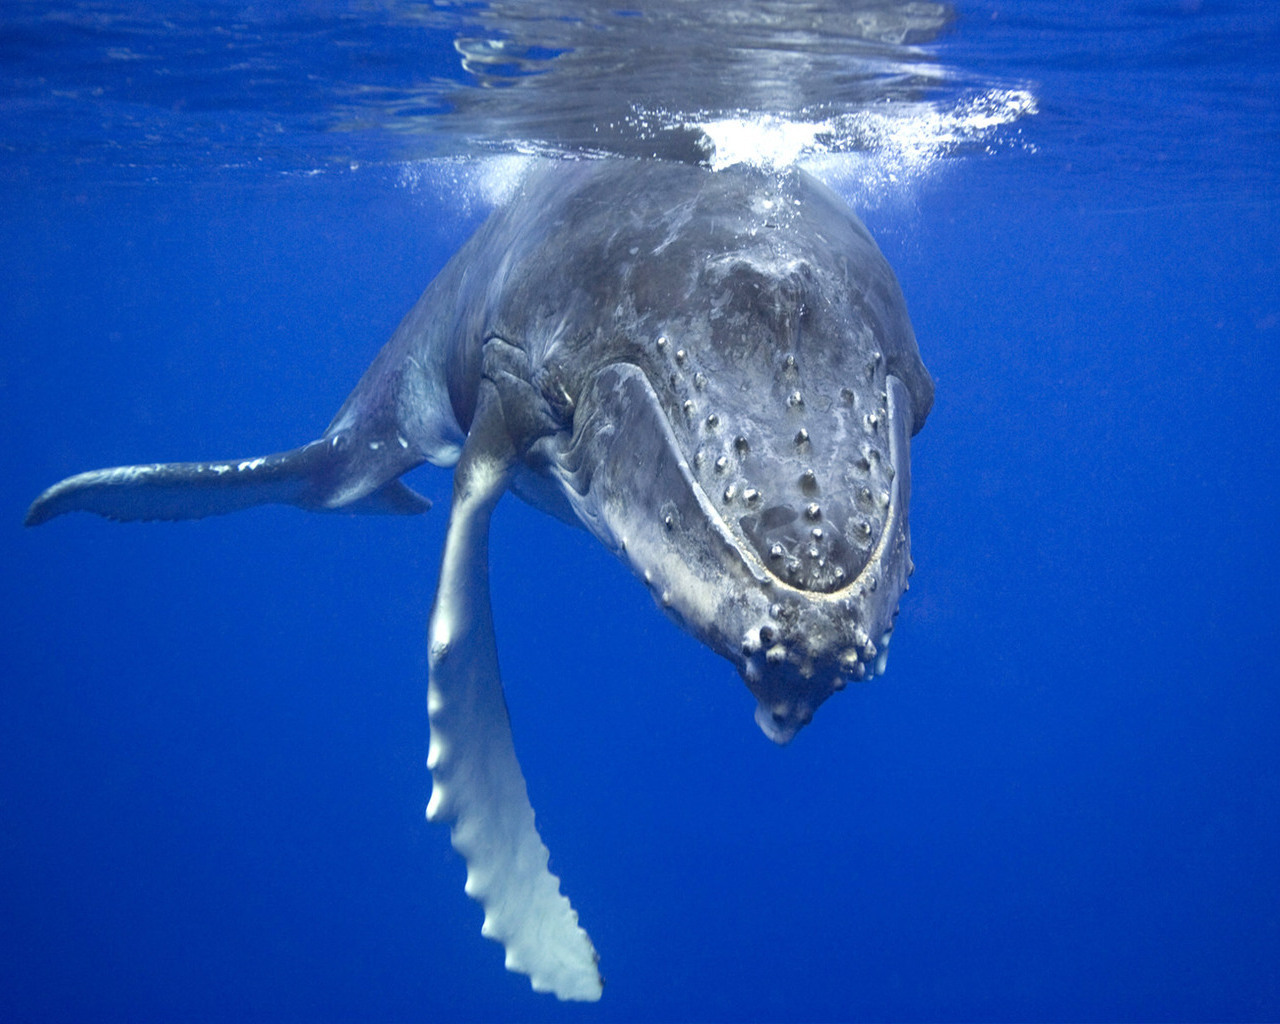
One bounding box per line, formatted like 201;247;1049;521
670;373;912;606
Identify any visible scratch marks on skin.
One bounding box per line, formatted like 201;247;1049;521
649;197;699;257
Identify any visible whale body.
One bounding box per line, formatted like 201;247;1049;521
27;158;933;1000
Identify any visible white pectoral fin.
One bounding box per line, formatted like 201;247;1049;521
425;385;602;1002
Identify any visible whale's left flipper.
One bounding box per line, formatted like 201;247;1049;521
25;435;430;526
425;380;602;1002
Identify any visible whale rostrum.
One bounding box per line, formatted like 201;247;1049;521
27;158;933;1001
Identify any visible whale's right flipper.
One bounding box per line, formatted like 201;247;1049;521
25;435;430;527
425;380;602;1002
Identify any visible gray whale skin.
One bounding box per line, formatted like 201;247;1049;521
27;158;933;1001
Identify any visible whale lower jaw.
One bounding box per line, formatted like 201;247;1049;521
549;363;915;742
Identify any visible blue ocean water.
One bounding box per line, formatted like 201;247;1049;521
3;2;1278;1021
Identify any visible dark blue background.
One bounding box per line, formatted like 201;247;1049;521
3;8;1279;1022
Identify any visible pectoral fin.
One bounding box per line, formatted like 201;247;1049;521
425;381;602;1002
25;435;429;526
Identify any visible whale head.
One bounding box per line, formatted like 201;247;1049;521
503;162;933;743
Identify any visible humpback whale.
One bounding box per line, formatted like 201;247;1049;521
27;158;933;1001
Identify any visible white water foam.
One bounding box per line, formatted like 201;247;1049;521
697;87;1038;206
396;87;1037;217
